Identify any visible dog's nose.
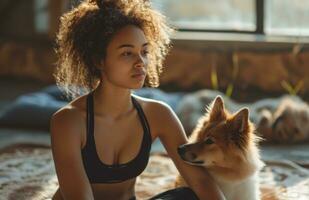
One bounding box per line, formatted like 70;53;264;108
177;145;186;156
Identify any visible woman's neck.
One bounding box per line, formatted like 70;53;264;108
92;81;134;121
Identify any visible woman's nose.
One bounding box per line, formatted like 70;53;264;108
135;54;147;68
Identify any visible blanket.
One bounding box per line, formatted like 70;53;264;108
0;144;308;200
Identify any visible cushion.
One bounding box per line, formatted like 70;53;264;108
0;86;184;131
0;92;66;130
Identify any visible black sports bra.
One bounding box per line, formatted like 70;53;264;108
81;91;152;184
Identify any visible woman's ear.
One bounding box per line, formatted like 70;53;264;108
93;57;104;71
91;57;104;77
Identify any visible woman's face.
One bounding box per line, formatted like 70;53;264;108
99;25;149;89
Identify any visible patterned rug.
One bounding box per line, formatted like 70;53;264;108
0;144;308;200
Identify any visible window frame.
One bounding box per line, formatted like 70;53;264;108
174;0;264;34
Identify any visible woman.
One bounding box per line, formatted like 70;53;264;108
51;0;225;199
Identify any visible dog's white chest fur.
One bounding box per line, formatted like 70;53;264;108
215;173;260;200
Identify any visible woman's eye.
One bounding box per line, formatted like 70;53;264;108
121;52;132;56
204;138;214;145
142;50;149;56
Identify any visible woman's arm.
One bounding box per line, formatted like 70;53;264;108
50;108;94;200
150;102;226;200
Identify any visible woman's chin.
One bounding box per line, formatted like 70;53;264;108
129;79;146;89
130;83;145;89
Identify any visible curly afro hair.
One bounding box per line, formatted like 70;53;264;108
54;0;173;99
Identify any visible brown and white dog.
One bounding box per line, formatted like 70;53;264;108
175;96;264;200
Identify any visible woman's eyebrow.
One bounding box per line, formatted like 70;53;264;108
117;42;149;49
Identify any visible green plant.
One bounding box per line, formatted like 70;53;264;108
281;80;304;95
210;52;239;98
210;64;219;90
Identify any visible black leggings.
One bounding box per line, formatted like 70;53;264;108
128;187;199;200
148;187;199;200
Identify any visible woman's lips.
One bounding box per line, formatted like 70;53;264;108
132;72;146;80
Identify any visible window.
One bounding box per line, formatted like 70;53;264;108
151;0;309;37
34;0;49;34
152;0;255;31
265;0;309;36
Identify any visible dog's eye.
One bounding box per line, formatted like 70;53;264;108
204;138;214;145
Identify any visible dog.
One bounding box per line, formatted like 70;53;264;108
175;96;264;200
256;96;309;143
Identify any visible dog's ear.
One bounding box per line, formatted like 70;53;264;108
207;96;226;121
232;108;249;133
229;108;250;149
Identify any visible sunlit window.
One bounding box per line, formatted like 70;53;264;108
151;0;309;37
265;0;309;36
151;0;255;31
34;0;49;33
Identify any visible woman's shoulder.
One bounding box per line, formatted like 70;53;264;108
51;94;88;131
55;93;88;116
132;94;176;119
50;94;89;149
132;95;182;139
